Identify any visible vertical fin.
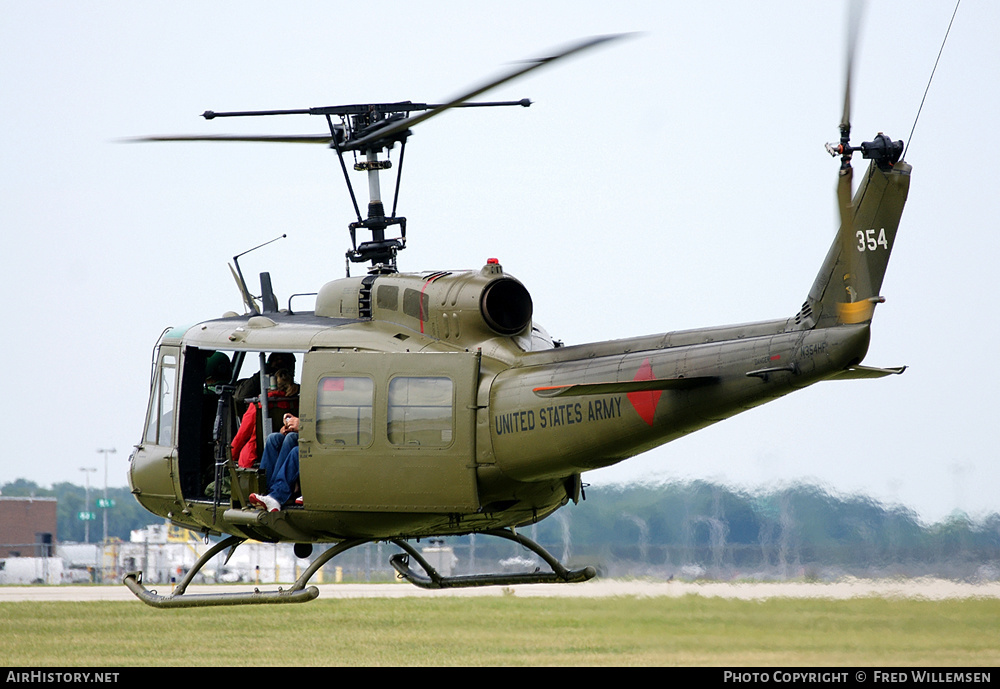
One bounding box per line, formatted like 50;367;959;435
804;158;910;328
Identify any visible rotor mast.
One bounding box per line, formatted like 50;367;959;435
140;35;628;274
328;100;533;275
333;103;416;274
352;147;402;274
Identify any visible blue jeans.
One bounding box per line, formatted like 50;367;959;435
259;432;299;505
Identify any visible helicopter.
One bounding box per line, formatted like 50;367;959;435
123;29;911;607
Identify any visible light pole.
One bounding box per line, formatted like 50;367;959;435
79;467;97;543
96;447;116;544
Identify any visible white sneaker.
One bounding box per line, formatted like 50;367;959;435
249;493;281;512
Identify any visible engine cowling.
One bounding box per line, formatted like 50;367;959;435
315;259;533;345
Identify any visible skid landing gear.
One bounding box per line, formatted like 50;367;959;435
123;529;595;608
123;536;368;608
389;528;596;588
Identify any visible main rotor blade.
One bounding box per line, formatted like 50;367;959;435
122;134;333;144
343;33;631;152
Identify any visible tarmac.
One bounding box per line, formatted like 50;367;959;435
2;578;999;602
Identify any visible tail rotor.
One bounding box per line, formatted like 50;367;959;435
805;0;908;330
823;1;904;325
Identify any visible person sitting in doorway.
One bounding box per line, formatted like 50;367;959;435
231;368;300;468
249;413;302;512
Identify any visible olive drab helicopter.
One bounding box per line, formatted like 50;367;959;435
124;26;912;607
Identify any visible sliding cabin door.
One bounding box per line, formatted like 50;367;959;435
298;351;480;512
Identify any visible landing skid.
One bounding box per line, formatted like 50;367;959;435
389;528;596;588
123;535;367;608
123;529;594;608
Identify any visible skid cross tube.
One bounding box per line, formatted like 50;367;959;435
389;528;596;589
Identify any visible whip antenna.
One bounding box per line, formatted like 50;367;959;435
903;0;961;161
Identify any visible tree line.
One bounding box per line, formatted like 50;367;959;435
527;481;1000;579
2;478;997;579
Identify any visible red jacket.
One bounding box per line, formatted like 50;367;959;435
231;391;298;468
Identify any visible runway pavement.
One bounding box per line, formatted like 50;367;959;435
2;578;999;602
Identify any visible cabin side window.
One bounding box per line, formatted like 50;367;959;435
387;376;454;447
316;376;374;446
144;353;177;446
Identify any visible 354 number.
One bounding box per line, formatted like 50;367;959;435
856;228;889;252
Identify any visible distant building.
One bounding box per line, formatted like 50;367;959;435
0;496;57;558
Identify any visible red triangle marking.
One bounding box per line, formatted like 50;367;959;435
626;358;661;427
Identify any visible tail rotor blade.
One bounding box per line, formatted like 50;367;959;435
834;165;873;324
833;0;876;324
841;0;865;132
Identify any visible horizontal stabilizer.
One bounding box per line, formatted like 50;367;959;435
828;364;907;380
533;376;716;398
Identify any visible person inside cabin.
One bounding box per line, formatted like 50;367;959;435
204;351;233;392
234;352;297;421
231;368;300;468
272;368;300;414
249;413;302;512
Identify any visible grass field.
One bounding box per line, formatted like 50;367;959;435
1;594;998;666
